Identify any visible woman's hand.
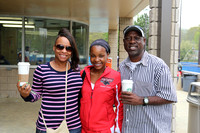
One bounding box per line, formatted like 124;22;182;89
17;81;32;98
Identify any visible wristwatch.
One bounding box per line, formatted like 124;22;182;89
143;97;149;106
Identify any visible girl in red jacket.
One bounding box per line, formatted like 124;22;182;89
80;39;123;133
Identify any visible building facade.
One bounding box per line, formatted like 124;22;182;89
0;1;180;132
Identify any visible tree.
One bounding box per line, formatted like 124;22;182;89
134;13;149;50
180;26;200;62
186;27;199;43
194;26;200;45
89;32;108;45
180;40;196;61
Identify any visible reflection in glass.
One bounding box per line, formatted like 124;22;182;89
73;22;88;65
0;17;88;66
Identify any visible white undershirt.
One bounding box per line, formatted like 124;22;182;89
130;61;140;71
91;83;95;90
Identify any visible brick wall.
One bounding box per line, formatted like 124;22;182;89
108;29;118;71
0;67;34;98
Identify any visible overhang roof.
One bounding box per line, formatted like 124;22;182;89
0;0;148;30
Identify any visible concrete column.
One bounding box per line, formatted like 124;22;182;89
149;0;180;133
149;0;180;84
149;0;161;57
171;0;180;85
160;0;172;67
119;17;133;64
171;2;180;132
108;29;118;71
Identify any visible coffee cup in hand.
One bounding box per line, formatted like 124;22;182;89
122;80;133;92
18;62;30;86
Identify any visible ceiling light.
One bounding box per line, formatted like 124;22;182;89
0;21;28;24
2;24;35;28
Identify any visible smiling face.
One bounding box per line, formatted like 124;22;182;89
123;31;146;62
53;36;72;63
90;45;109;71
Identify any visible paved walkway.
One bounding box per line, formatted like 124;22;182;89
0;90;189;133
175;90;189;133
0;98;41;133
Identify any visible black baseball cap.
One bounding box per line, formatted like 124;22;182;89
123;25;145;37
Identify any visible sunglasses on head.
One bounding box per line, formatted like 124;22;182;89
55;44;72;52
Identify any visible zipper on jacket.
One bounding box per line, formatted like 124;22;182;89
88;89;93;128
91;90;93;99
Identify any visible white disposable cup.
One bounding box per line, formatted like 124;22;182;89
122;80;133;92
18;62;30;86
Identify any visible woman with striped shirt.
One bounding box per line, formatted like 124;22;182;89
17;28;82;133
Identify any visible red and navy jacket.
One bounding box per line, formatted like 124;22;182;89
80;65;123;132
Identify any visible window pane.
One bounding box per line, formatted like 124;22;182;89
26;18;70;65
73;22;88;65
0;17;22;65
0;17;88;66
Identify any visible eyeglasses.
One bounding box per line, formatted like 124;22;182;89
125;36;141;42
55;44;72;52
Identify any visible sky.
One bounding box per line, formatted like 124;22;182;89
134;0;200;30
181;0;200;29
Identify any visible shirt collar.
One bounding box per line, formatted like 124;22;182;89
140;51;148;67
125;51;148;67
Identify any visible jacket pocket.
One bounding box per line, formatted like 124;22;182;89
80;100;88;126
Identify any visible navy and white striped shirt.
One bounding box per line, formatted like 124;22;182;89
24;62;82;131
119;51;177;133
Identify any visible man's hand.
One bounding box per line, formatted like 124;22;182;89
120;91;143;105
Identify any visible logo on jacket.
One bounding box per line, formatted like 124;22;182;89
101;77;114;85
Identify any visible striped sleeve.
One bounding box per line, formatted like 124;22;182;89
155;63;177;102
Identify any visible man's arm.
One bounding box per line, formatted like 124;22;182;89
120;91;173;105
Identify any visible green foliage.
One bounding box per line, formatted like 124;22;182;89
89;32;108;45
134;13;149;50
134;13;149;30
180;40;195;61
184;27;199;42
180;26;200;62
194;26;200;44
